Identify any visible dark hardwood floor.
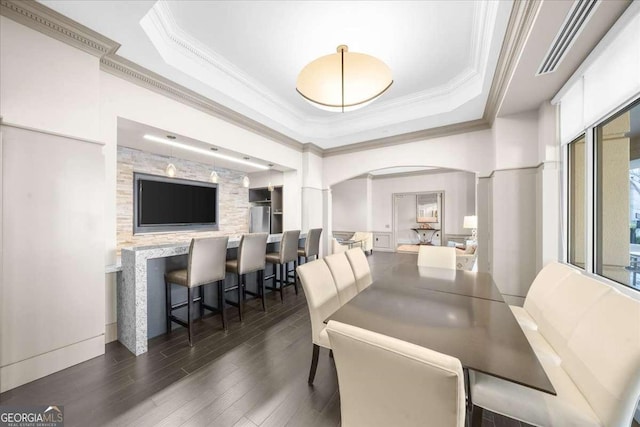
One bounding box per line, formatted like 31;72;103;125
1;252;533;426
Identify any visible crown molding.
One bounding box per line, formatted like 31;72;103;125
301;143;324;156
482;0;542;123
99;54;304;152
322;119;490;157
0;0;120;57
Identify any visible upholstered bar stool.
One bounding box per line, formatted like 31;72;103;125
164;236;229;346
225;232;268;321
298;228;322;264
265;230;300;302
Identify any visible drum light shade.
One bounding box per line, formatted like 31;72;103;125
296;45;393;112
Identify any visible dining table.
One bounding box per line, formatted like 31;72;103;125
325;263;555;422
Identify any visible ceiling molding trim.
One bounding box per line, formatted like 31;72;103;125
322;119;490;157
100;55;304;152
482;0;543;123
301;143;324;156
0;0;120;57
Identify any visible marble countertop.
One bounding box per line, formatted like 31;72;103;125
106;232;307;274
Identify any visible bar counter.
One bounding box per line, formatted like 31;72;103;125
119;233;306;355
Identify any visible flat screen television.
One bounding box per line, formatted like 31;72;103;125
134;173;219;233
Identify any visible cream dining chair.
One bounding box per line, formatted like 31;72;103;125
417;245;456;270
324;252;358;305
345;248;372;292
326;320;466;427
296;258;341;384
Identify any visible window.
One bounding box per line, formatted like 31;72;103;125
595;100;640;290
568;135;586;268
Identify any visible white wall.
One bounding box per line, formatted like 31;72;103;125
331;177;371;231
0;17;100;141
323;128;495;187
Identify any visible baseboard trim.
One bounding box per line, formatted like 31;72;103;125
105;322;117;343
0;335;104;393
372;248;395;253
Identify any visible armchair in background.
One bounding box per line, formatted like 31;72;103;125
350;232;373;255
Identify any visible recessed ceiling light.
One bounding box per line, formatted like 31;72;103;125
210;147;218;151
143;135;268;170
243;157;250;160
166;135;176;140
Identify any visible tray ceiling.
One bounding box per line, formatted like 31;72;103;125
39;0;512;147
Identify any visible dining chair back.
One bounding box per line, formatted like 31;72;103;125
523;261;575;322
345;248;372;292
417;245;456;270
324;253;358;305
326;320;465;427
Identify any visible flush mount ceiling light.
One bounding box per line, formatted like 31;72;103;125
143;135;269;170
296;45;393;113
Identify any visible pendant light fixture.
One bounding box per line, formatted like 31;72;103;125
242;175;250;188
296;45;393;113
165;135;177;177
267;164;274;192
210;147;219;183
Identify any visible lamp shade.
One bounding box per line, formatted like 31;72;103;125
296;45;393;112
463;215;477;229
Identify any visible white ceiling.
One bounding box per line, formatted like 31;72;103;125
39;0;512;147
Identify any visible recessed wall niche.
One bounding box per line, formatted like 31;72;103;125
116;147;249;253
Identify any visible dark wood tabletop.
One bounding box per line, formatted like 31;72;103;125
326;274;555;395
377;264;505;302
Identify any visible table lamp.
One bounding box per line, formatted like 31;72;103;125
463;215;477;241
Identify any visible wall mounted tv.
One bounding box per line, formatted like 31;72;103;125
134;173;219;234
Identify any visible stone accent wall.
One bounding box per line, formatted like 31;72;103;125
117;147;249;253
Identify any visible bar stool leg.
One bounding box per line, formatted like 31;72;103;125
259;269;266;312
280;263;285;302
218;280;227;331
237;273;244;321
293;260;299;295
187;287;193;346
200;286;205;318
165;277;172;333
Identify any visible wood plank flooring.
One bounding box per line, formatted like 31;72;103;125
1;252;533;426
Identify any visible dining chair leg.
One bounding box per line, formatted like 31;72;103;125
237;273;244;321
308;344;320;385
259;269;266;312
187;287;193;347
218;280;227;331
470;405;483;427
165;277;172;333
